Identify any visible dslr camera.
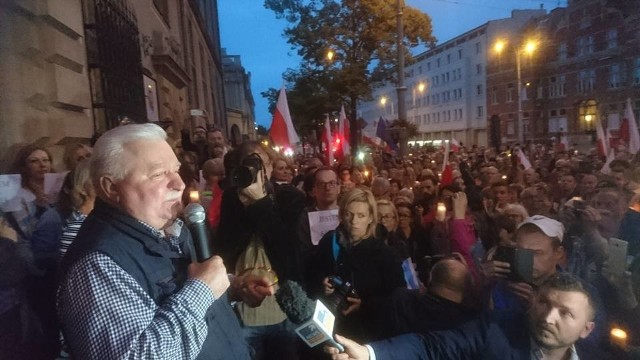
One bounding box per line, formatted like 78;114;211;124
325;276;358;314
231;153;263;189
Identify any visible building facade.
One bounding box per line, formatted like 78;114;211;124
222;49;256;146
487;0;640;149
358;9;545;148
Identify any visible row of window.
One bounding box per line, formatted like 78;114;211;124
416;108;466;126
411;41;482;76
556;29;619;61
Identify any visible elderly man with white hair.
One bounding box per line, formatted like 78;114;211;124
57;124;273;359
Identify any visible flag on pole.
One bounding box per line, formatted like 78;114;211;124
595;117;609;158
559;130;569;152
440;141;454;187
375;117;397;151
516;148;532;170
620;98;640;154
321;115;334;165
450;138;461;153
600;149;616;175
339;105;351;156
269;87;299;148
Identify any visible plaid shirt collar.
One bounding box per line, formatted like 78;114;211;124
137;219;185;254
530;338;579;360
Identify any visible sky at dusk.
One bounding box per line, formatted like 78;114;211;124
218;0;566;128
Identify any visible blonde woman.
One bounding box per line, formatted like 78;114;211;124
308;188;405;342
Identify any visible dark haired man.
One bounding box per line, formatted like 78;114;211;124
327;273;599;360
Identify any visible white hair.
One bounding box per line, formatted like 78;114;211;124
91;123;167;184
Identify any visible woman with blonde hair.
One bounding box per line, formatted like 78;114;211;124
308;188;405;342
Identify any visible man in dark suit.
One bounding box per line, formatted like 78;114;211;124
326;273;598;360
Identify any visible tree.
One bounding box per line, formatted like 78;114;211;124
264;0;436;150
256;125;269;136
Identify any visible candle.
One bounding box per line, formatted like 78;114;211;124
610;327;628;347
436;202;446;221
189;190;200;203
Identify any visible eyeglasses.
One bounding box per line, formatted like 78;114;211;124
380;215;396;221
316;181;338;189
397;213;412;219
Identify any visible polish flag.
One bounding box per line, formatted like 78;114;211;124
600;149;616;175
269;87;299;148
450;138;461;153
337;105;351;159
321;115;334;165
440;141;454;187
516;148;532;170
559;132;569;152
595;118;609;158
620;98;640;154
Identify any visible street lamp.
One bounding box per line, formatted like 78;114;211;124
494;39;537;144
396;0;408;156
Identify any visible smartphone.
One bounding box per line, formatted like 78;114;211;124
608;238;629;276
494;246;534;284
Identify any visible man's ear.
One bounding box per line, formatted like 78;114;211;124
580;321;595;339
99;176;119;202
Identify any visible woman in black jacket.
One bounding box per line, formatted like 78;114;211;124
308;188;405;342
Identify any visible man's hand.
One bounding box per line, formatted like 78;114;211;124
0;218;17;242
324;334;370;360
506;282;534;307
188;256;230;299
481;260;510;280
323;277;336;297
229;273;276;307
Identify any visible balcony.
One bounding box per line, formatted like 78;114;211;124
148;31;190;88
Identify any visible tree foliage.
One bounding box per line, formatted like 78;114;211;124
263;0;436;144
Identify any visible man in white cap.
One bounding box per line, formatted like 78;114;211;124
485;215;566;311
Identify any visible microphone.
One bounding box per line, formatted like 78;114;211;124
183;203;212;262
275;280;344;352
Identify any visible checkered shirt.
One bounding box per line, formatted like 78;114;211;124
57;219;215;359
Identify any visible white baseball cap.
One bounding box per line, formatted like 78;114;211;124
518;215;565;243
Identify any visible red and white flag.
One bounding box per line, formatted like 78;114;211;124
559;132;569;152
600;149;616;175
450;138;461;153
338;105;351;157
269;87;300;148
595;117;609;158
620;98;640;154
516;148;532;170
321;115;334;165
440;141;454;187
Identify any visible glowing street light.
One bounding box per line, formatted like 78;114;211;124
326;49;335;61
493;38;538;144
380;96;387;106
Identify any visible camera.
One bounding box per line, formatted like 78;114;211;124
494;245;534;284
325;276;358;314
231;153;263;188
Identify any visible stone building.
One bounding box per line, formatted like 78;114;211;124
222;49;256;146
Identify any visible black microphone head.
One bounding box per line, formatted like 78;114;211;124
275;280;315;324
184;203;206;225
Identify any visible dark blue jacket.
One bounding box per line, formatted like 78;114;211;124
369;311;607;360
61;199;251;360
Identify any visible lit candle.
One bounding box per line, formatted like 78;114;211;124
436;202;446;221
364;170;370;178
189;190;200;203
501;175;507;180
610;327;628;347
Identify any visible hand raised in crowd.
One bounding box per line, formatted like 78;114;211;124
451;192;467;220
481;247;510;280
324;334;370;360
229;273;277;307
506;281;534;307
188;255;230;299
237;168;268;207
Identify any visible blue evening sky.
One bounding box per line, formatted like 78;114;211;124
218;0;565;127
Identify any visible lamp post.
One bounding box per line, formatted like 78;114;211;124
396;0;407;156
494;39;536;144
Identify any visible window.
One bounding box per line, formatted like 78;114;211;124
437;58;441;67
491;87;498;104
506;83;514;102
558;42;567;61
607;29;618;49
153;0;170;25
446;72;450;82
458;49;463;59
475;42;481;54
427;114;431;124
609;63;626;88
476;84;483;95
477;106;484;118
577;69;596;93
447;54;451;64
476;64;482;75
549;75;565;98
577;36;594;56
427;62;431;71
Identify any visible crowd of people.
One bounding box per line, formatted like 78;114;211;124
0;121;639;359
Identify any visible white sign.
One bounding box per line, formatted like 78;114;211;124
307;209;339;245
44;171;69;204
0;174;22;211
